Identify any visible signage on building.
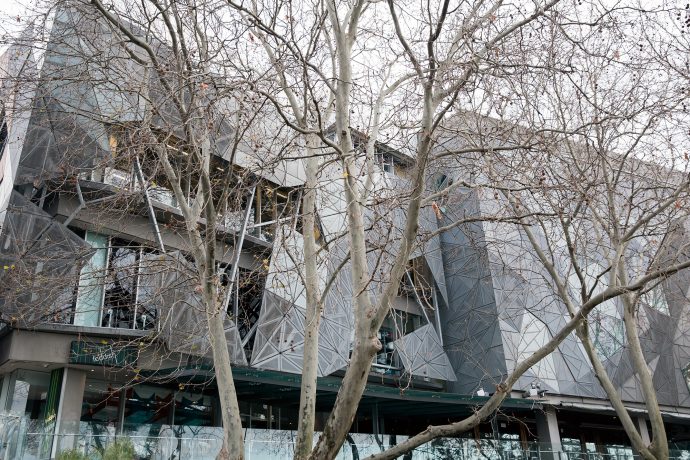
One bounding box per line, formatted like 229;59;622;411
69;341;137;367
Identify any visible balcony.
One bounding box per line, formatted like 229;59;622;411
79;167;134;190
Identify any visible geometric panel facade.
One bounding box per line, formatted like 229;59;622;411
250;227;350;376
140;252;247;366
438;189;507;394
0;191;94;325
393;324;457;381
433;162;690;405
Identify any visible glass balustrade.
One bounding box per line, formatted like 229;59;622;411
0;415;677;460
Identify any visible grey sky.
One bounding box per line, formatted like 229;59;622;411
0;0;25;17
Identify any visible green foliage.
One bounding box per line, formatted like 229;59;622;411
56;449;89;460
102;439;136;460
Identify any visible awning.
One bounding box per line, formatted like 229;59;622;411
142;365;538;418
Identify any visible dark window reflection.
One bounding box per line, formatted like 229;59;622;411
80;381;121;426
123;385;173;427
102;242;139;328
174;390;214;427
99;240;158;330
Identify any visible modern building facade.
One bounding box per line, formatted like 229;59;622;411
0;4;690;460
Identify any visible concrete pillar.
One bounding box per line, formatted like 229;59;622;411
51;368;86;457
0;373;12;412
536;407;562;460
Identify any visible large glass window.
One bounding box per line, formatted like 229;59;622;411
102;241;141;329
78;379;121;455
81;382;219;432
6;370;50;423
6;370;52;459
73;232;158;330
122;385;173;428
173;390;214;427
74;232;109;327
80;380;121;427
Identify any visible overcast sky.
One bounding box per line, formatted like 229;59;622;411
0;0;25;17
0;0;39;53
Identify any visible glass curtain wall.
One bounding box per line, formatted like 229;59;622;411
72;232;158;330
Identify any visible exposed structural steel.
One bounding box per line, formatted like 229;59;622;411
226;183;257;320
134;155;166;253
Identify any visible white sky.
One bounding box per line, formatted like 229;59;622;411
0;0;26;17
0;0;40;53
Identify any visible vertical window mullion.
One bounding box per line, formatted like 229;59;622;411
101;237;112;327
133;248;142;329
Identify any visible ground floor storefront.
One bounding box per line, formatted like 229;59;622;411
1;330;690;459
1;363;690;459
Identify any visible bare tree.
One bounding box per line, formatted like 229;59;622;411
0;1;300;457
3;0;690;459
231;1;690;459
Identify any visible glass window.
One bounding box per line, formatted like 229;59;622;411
173;390;214;427
393;310;421;336
74;232;109;327
605;444;634;460
7;370;50;422
433;173;453;192
248;402;271;429
102;241;140;328
122;385;173;429
78;379;120;455
80;380;121;427
135;252;163;330
74;233;158;330
376;153;395;175
374;320;397;374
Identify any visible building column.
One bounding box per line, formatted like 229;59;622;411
536;407;562;460
637;416;651;448
51;368;86;458
0;373;11;412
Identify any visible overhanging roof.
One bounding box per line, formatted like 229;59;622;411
142;365;538;418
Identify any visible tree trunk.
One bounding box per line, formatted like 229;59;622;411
622;301;668;459
205;292;245;460
310;70;380;459
576;323;656;460
309;340;379;459
294;136;324;460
